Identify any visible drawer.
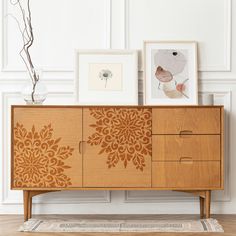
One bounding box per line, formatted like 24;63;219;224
152;135;220;161
152;108;221;134
152;161;221;188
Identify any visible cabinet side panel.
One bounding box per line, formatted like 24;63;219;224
11;106;14;190
221;107;224;188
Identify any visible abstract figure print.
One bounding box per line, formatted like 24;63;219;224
151;49;189;99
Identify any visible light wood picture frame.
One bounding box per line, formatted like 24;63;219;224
143;41;198;105
75;50;138;105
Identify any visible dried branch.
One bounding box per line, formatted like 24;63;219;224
9;0;39;102
10;0;20;6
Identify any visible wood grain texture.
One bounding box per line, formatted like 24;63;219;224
205;190;211;219
1;214;235;236
82;108;152;187
152;161;221;188
221;107;225;188
11;106;224;190
12;108;83;189
152;107;221;134
199;197;205;219
28;196;32;219
23;190;29;222
11;105;224;108
152;135;221;161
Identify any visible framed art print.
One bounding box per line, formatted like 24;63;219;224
75;50;138;105
144;41;198;105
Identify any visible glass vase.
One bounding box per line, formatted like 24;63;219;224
21;69;48;105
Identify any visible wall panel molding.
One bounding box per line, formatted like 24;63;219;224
1;0;112;73
124;0;232;72
124;191;197;203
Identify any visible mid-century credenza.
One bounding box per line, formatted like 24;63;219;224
11;105;224;221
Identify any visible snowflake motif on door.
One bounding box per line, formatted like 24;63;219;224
13;123;74;188
87;108;152;171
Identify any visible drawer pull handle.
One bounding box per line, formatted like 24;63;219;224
79;141;83;154
179;157;193;163
179;130;193;136
79;141;86;154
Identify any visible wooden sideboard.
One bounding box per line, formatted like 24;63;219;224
11;105;224;221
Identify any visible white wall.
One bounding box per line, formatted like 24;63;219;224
0;0;235;214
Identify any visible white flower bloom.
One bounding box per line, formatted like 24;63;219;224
99;69;113;88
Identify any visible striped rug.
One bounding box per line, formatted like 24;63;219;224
19;218;223;232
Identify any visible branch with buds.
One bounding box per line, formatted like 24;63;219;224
9;0;39;102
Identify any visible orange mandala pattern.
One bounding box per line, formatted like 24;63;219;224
87;108;152;171
13;123;74;188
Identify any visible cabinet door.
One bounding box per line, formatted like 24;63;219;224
12;107;82;189
83;108;152;187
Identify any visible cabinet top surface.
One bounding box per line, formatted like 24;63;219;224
11;105;224;109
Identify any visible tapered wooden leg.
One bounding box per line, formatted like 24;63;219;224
199;196;205;219
28;195;32;219
22;190;59;222
23;190;29;222
205;190;211;218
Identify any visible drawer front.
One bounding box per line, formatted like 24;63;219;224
152;108;221;134
152;161;221;188
152;135;220;161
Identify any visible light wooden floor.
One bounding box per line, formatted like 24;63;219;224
0;214;236;236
